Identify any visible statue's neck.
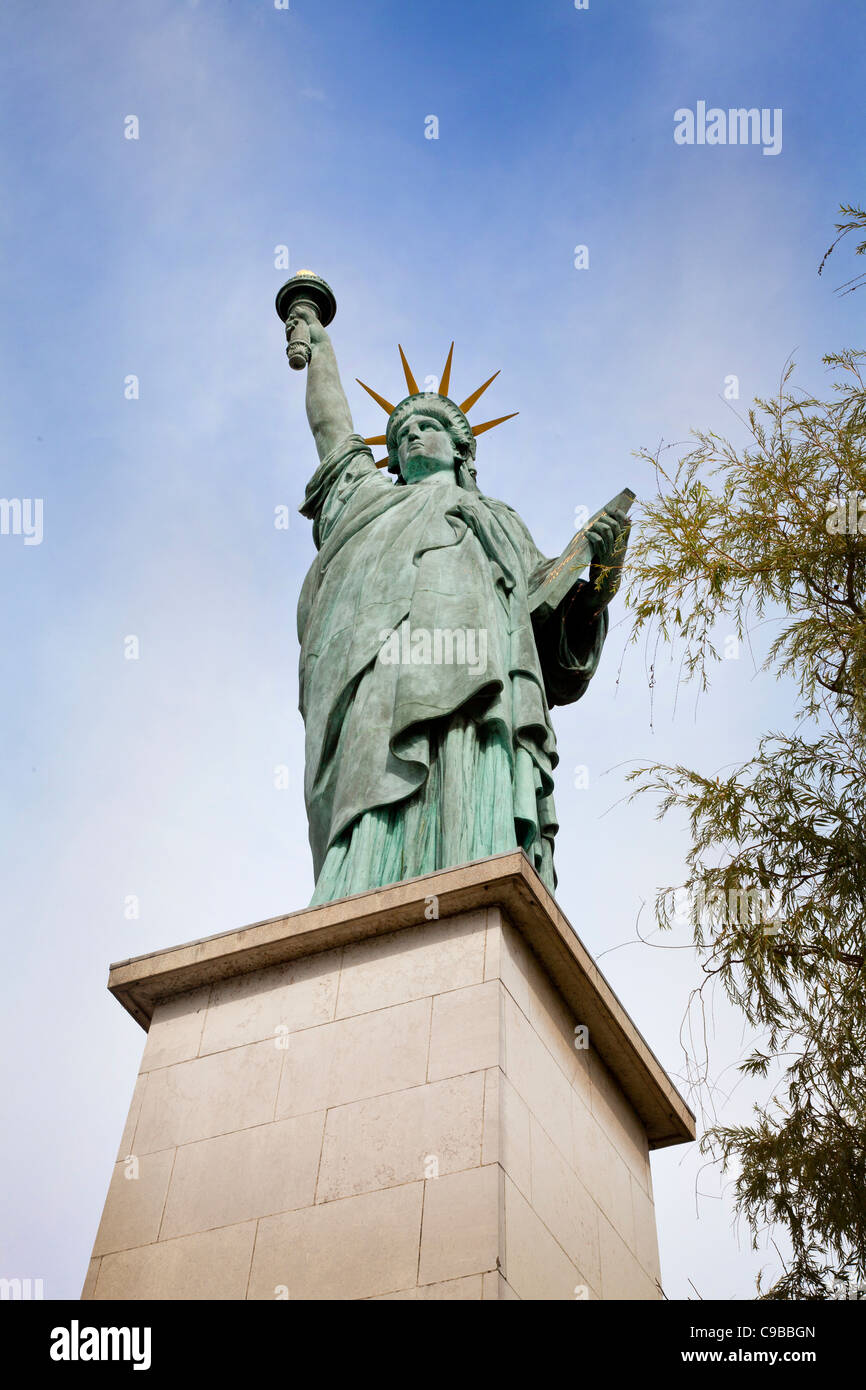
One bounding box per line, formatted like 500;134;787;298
403;459;458;487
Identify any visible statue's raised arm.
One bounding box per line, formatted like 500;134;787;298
288;303;354;462
275;271;354;462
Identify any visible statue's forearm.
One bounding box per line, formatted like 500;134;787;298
306;331;354;462
534;582;609;707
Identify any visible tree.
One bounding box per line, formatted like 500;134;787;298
819;203;866;297
620;299;866;1296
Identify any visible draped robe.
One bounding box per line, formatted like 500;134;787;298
298;434;608;904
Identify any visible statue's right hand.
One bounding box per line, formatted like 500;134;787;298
287;303;328;344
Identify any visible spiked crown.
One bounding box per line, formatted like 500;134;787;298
357;343;517;476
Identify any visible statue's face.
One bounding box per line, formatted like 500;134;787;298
395;412;457;484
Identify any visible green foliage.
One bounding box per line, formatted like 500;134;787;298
625;345;866;1299
818;203;866;296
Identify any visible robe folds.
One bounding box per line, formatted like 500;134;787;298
297;434;608;904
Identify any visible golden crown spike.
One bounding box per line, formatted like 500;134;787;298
358;344;518;467
439;342;454;398
398;345;419;396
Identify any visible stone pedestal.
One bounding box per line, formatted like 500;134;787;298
82;852;693;1301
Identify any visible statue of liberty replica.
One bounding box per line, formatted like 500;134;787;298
276;273;632;907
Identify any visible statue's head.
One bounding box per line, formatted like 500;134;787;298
385;394;477;487
357;345;516;489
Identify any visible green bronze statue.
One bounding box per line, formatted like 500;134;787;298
276;272;631;906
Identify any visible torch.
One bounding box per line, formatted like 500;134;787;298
274;270;337;370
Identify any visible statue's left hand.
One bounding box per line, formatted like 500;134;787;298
584;508;631;616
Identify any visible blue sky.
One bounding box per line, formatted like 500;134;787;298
1;0;863;1300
